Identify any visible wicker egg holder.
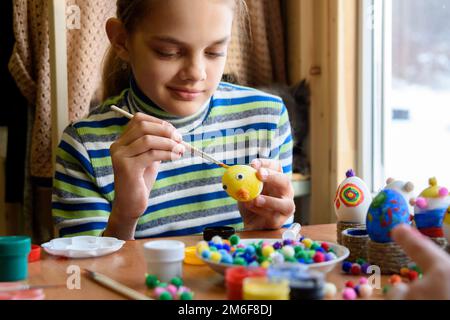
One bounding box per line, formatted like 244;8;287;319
341;228;369;262
367;240;412;275
336;221;365;245
339;224;411;274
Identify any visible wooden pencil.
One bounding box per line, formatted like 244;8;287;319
83;269;153;300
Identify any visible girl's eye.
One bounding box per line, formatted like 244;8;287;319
155;50;180;58
205;52;225;58
236;174;244;180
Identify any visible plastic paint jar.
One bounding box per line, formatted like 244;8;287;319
242;277;290;300
143;240;185;282
225;266;266;300
267;263;325;300
0;236;31;282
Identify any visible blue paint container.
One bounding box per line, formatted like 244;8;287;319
0;236;31;282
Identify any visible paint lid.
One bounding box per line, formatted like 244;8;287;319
28;245;41;263
203;226;235;241
225;266;267;286
0;283;45;300
184;246;205;265
0;236;31;257
143;240;185;263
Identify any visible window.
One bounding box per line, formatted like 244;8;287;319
360;0;450;192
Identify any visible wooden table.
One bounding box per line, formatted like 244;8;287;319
29;224;388;300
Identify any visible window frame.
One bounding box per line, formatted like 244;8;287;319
358;0;393;193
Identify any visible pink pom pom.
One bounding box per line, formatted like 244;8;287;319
167;284;178;297
359;277;368;285
154;287;166;297
342;288;357;300
415;197;427;209
439;187;448;197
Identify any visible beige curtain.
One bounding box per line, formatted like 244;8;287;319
226;0;287;86
9;0;116;179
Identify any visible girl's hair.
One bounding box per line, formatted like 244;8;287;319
101;0;249;101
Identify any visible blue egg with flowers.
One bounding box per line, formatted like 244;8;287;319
366;188;412;243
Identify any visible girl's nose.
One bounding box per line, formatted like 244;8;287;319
179;55;206;82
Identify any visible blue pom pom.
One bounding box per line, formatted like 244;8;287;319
245;246;256;255
316;247;326;253
342;261;352;273
201;250;211;259
221;254;233;264
215;244;223;250
222;243;231;252
208;241;215;247
218;249;228;256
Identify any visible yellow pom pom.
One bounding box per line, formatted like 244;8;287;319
261;260;271;269
210;252;222;263
262;245;275;257
302;238;313;249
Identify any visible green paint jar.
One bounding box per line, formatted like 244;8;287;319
0;236;31;282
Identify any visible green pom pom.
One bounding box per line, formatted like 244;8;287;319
310;243;320;250
233;257;246;265
356;258;366;265
170;277;183;288
229;234;240;246
382;285;391;294
145;274;160;289
157;282;168;288
285;256;297;263
294;246;303;254
158;291;173;300
180;292;194;300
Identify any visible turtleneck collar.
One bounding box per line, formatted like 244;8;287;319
126;76;211;133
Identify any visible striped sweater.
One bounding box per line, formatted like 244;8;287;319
52;81;293;238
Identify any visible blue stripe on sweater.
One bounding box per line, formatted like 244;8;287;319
59;222;108;237
59;141;94;176
52;202;111;212
143;191;229;216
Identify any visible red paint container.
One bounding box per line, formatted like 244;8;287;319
225;266;266;300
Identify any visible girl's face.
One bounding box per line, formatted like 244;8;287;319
125;0;234;117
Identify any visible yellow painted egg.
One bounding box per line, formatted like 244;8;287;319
221;165;263;202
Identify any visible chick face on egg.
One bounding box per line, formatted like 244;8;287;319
222;165;263;202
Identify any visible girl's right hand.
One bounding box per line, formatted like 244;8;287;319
109;112;185;223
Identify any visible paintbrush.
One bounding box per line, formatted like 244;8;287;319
83;269;153;300
110;105;229;168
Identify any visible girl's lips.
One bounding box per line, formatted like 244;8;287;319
168;87;204;101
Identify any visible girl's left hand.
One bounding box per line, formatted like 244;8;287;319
238;159;295;230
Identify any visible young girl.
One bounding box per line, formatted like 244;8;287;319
52;0;295;240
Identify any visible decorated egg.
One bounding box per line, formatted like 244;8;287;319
443;207;450;243
222;165;263;202
334;169;372;224
366;188;412;243
384;178;415;216
412;177;450;238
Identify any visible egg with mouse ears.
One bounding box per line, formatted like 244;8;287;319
221;165;263;202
